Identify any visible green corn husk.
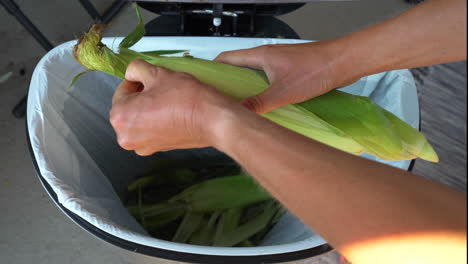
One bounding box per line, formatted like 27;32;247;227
213;201;279;247
172;212;204;243
238;240;255;247
72;6;438;162
188;212;220;245
213;207;243;245
143;207;185;231
298;91;436;161
127;202;185;219
169;173;271;212
125;173;278;246
127;175;157;191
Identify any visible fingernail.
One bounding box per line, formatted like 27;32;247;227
124;73;131;80
125;69;134;80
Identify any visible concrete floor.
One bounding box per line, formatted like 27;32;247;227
4;0;457;263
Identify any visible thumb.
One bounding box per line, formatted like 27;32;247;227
112;80;143;105
125;59;158;86
214;46;266;70
240;84;283;114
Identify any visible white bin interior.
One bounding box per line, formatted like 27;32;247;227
27;37;418;256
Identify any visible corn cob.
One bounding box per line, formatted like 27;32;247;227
72;6;438;162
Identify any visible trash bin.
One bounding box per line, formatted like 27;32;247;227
26;37;419;263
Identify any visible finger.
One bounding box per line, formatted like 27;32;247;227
134;144;163;156
214;47;266;70
112;80;143;105
240;83;284;114
125;59;159;86
114;127;152;151
134;148;155;156
135;142;191;155
116;133;138;151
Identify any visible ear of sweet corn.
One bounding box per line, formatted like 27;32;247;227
381;109;438;162
298;90;438;162
71;7;438;162
119;47;365;154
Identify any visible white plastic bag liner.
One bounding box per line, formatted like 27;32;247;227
27;37;419;256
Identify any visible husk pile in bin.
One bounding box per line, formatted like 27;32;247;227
122;161;284;247
72;5;438;163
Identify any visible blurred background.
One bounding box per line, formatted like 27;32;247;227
0;0;466;263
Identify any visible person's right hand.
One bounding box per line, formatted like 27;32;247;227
109;59;242;156
215;42;359;114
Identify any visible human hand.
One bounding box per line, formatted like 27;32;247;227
215;42;358;113
110;59;238;156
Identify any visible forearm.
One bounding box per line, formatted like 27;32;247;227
211;106;466;264
328;0;466;80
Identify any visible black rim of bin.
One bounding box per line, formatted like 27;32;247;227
25;115;333;264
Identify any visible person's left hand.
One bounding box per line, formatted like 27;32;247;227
215;42;359;114
110;59;238;156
